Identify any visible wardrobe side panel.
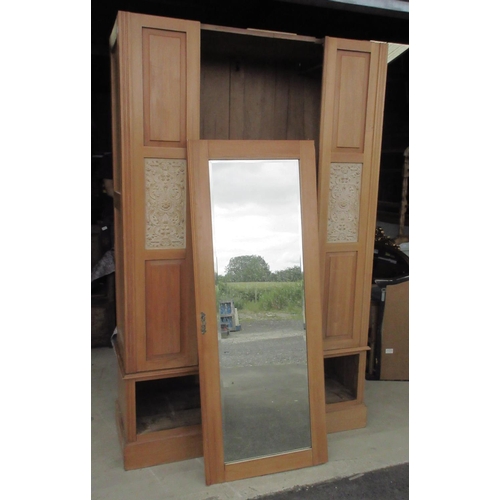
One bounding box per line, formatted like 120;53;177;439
114;11;200;373
319;38;388;353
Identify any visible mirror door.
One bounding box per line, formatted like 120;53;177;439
188;140;327;485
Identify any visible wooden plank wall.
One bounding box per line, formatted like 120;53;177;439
200;36;322;150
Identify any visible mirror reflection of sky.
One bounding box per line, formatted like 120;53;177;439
209;160;303;275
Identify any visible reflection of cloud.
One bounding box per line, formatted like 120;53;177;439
209;160;303;274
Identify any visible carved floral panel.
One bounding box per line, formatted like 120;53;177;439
327;163;362;243
145;158;186;249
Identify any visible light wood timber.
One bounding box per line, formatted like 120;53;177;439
141;146;188;159
318;38;388;353
323;346;370;358
187;139;224;484
115;364;203;469
188;139;327;485
116;371;136;442
323;252;358;346
114;334;198;380
145;260;182;357
330;350;367;431
110;12;131;370
325;403;368;433
300;140;329;467
225;449;314;483
110;11;200;374
201;23;323;44
142;28;186;146
332;51;370;151
118;418;203;470
318;39;386;437
358;43;389;343
110;10;391;473
143;248;186;261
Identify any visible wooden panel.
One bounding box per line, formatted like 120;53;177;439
325;352;367;433
121;365;198;382
299;141;328;468
356;349;367;406
138;183;198;371
143;28;186;146
225;449;313;483
110;15;130;367
227;59;245;139
113;206;125;356
187;140;224;484
326;354;358;396
201;23;322;44
145;260;182;358
111;11;200;374
357;43;389;349
325;403;367;433
228;59;278;139
324;252;357;341
110;36;122;192
380;280;409;381
207;139;301;159
303;73;322;161
244;61;276;139
188;140;327;485
116;371;136;442
141;146;188;159
144;248;186;261
123;425;203;470
323;346;369;358
332;51;370;152
200;47;322;144
283;70;304;140
273;66;290;139
200;58;230;139
318;38;388;355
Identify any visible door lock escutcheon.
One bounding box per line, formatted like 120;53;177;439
200;312;206;335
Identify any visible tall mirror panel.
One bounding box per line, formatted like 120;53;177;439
188;140;327;485
208;159;311;463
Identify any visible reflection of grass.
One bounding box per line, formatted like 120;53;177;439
216;281;304;321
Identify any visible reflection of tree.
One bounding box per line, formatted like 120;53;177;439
225;255;271;282
223;256;303;283
273;265;302;282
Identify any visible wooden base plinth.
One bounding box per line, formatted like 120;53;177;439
116;401;203;470
325;403;367;434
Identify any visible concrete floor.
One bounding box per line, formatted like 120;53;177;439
91;347;409;500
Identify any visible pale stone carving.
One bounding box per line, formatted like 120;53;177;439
327;163;362;243
145;158;186;249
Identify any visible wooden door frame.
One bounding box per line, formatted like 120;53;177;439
187;139;327;485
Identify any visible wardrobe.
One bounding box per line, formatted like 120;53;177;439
110;10;388;484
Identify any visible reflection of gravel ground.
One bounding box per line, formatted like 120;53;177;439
219;320;307;367
232;318;304;336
